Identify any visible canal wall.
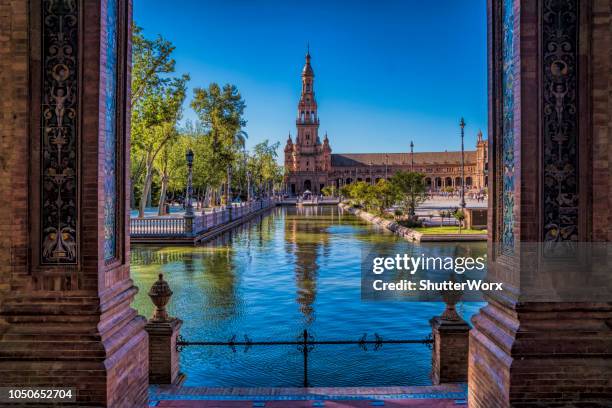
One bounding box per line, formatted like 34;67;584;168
338;203;486;242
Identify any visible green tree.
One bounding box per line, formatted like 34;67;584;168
371;179;401;214
130;25;177;209
339;184;352;200
321;185;335;197
351;181;373;209
453;208;466;233
133;74;189;217
249;140;281;198
391;171;428;217
154;136;188;215
191;83;247;203
131;25;176;109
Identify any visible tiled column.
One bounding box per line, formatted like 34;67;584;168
469;1;612;406
0;0;148;406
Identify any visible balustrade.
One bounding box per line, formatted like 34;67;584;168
130;217;185;237
130;199;276;238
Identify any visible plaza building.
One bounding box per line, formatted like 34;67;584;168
283;52;488;195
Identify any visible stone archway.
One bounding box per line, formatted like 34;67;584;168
2;1;612;407
303;179;312;191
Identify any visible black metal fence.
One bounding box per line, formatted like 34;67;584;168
177;329;433;387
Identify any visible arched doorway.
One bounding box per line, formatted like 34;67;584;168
303;180;312;191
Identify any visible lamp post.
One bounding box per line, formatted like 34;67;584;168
410;141;414;172
247;170;252;202
226;165;232;207
185;149;194;217
459;118;466;209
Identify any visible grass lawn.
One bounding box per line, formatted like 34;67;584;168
413;226;487;235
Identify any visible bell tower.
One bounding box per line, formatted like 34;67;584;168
296;48;320;163
284;48;331;195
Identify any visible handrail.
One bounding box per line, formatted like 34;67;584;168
130;199;275;238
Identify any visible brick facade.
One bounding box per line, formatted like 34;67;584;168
469;1;612;407
0;1;148;406
284;53;489;196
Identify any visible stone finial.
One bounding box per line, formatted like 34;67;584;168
440;288;463;321
148;273;173;322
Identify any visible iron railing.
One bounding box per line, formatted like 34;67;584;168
176;329;433;387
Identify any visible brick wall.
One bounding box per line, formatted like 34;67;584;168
471;1;612;406
0;1;149;406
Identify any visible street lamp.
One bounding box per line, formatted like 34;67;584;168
247;170;252;201
459;118;466;209
185;149;194;217
226;165;232;207
410;141;414;172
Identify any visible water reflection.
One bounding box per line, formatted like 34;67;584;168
131;206;486;387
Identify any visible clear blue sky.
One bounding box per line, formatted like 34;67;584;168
133;0;487;155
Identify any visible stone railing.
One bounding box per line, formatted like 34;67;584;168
130;217;185;237
130;198;275;239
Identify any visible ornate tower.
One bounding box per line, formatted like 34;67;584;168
296;49;320;170
284;49;331;195
475;130;488;189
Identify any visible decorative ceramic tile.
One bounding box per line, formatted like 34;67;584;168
41;0;79;264
501;0;515;252
104;0;119;261
542;0;579;248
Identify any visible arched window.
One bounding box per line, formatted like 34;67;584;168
466;177;473;186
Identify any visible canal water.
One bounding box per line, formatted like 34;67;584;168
131;206;486;387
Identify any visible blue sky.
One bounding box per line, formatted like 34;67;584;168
134;0;487;154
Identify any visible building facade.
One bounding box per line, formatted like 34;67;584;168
284;53;488;195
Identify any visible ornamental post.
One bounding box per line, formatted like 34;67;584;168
145;273;184;385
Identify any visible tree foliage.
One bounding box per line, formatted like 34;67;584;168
340;171;428;216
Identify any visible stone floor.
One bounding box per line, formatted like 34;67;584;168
149;385;467;408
